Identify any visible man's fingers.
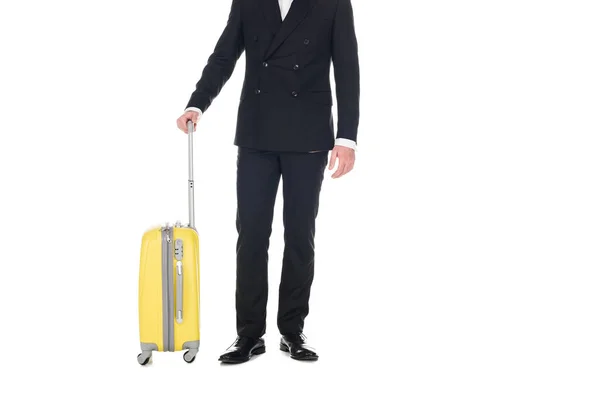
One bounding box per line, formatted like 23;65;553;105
346;160;354;174
332;160;347;178
328;149;337;170
177;118;186;132
331;152;356;178
332;164;346;178
176;113;199;133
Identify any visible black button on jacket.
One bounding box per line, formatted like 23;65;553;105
185;0;360;152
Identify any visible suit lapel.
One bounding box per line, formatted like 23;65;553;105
263;0;317;60
261;0;282;36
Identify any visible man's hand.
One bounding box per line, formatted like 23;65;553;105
328;145;355;178
176;111;200;133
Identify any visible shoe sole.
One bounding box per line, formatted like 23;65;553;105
219;345;266;364
279;342;319;361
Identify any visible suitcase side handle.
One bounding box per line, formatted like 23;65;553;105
186;120;195;229
176;260;184;323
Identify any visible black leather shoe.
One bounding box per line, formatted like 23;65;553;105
218;336;266;364
280;333;319;361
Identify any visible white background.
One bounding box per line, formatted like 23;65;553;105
1;0;599;398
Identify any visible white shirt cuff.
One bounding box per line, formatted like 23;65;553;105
335;138;357;150
184;107;203;117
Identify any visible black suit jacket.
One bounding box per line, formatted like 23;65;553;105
185;0;360;152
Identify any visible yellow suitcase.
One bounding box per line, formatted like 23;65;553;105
137;121;200;365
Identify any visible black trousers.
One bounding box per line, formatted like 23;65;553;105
235;147;328;338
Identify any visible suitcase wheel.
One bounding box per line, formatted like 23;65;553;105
183;350;196;364
137;353;152;366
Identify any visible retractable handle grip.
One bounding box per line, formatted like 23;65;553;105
186;120;195;229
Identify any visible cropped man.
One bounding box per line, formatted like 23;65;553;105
176;0;360;363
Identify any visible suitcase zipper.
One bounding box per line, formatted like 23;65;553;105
162;226;175;351
161;227;169;351
167;227;174;351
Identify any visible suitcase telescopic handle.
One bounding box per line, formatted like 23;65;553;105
186;120;195;229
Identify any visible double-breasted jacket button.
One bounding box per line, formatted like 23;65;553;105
263;61;269;67
291;91;298;97
255;88;261;94
303;38;310;45
293;64;299;70
253;35;258;42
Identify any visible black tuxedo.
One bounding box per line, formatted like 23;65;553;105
186;0;360;152
186;0;359;339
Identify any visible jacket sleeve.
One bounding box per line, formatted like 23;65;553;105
331;0;360;143
186;0;245;112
